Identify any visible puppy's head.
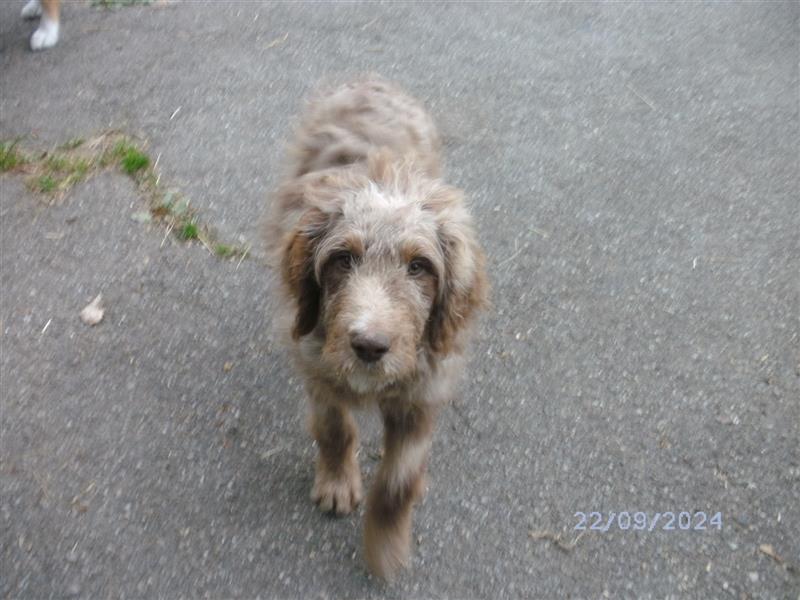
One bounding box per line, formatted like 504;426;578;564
280;155;487;392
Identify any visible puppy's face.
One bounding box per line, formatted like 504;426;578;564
281;165;487;393
314;186;441;392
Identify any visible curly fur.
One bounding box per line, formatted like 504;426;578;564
264;76;488;580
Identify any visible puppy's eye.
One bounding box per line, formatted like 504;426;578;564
407;258;431;277
332;252;354;271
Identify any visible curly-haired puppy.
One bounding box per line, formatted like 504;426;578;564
264;77;488;580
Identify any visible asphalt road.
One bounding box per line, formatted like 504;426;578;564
1;2;798;598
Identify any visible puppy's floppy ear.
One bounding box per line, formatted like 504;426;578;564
283;207;330;339
271;170;356;339
425;186;489;355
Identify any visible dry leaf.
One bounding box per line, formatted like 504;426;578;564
80;295;104;326
223;362;234;372
758;543;783;563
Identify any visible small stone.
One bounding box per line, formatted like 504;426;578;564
748;572;758;583
79;295;104;326
66;583;81;597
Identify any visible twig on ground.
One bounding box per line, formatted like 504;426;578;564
529;529;585;553
236;243;251;270
265;33;288;49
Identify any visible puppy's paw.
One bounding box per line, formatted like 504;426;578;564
311;465;363;515
21;0;41;19
30;17;59;51
364;521;411;581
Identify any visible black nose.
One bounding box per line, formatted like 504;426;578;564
350;332;390;363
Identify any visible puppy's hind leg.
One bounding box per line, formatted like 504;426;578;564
364;402;436;580
30;0;59;51
308;387;363;516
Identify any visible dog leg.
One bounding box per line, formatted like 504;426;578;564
309;392;363;516
364;402;436;580
30;0;59;51
21;0;41;19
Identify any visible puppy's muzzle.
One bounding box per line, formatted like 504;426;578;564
350;331;390;363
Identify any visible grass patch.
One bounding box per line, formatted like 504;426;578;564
214;243;235;258
1;142;26;172
63;159;91;187
32;154;93;192
3;131;250;262
109;140;151;177
213;243;249;260
215;243;244;259
59;138;85;151
119;146;150;175
45;154;71;171
179;222;199;240
37;175;58;193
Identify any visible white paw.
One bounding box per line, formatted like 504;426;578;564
21;0;42;19
30;16;59;51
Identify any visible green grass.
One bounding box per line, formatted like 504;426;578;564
120;148;150;175
1;142;26;172
37;154;92;190
214;244;234;258
180;222;199;240
59;138;85;151
45;154;71;171
4;132;249;263
37;175;58;193
63;159;91;186
214;244;237;258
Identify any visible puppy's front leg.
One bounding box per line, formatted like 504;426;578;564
308;386;363;516
364;402;436;580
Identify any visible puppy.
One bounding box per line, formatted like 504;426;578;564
21;0;60;51
265;77;488;579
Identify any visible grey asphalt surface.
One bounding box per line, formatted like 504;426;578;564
1;2;798;598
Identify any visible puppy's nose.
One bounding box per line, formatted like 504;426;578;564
350;332;390;363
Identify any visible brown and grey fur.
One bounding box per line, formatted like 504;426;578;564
264;77;488;580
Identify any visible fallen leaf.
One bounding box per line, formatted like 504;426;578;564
758;543;783;563
80;295;104;326
223;362;234;372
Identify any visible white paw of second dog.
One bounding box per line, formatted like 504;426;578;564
21;0;42;19
30;16;59;51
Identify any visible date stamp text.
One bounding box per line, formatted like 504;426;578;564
574;511;722;532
